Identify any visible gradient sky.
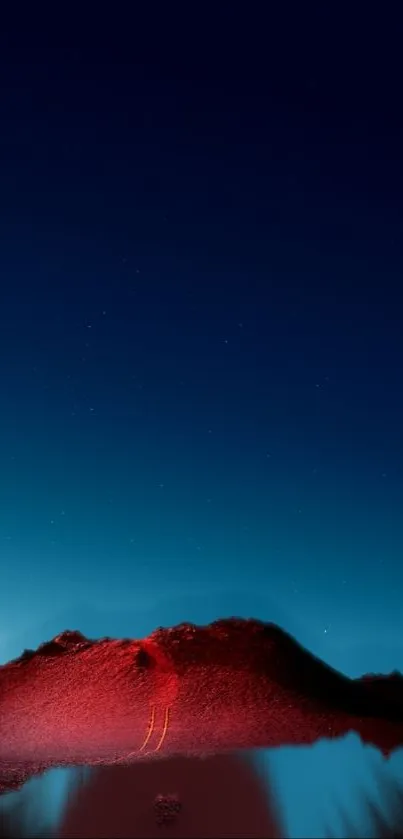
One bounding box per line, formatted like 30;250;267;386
1;9;403;837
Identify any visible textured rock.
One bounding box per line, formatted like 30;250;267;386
1;617;403;798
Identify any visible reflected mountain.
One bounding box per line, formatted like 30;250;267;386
58;752;284;838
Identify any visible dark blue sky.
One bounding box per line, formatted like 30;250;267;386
0;9;403;836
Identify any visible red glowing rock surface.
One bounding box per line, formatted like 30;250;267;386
1;618;403;797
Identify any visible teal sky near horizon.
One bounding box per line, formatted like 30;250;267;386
1;15;403;837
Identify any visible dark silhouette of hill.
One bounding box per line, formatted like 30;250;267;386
5;589;301;661
1;617;403;801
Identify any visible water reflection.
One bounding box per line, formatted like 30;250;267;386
1;596;403;837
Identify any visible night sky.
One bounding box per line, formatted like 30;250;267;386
1;8;403;837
